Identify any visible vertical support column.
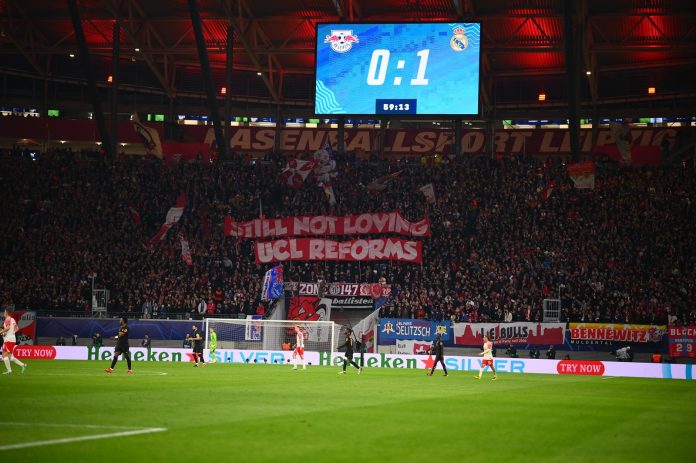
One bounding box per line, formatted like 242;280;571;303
188;0;227;159
224;23;233;157
68;0;113;158
379;119;387;158
337;116;345;155
274;106;282;154
111;21;120;158
486;119;495;159
564;0;581;162
454;118;462;157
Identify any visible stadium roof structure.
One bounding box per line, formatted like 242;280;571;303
0;0;695;117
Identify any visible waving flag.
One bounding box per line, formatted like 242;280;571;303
147;193;187;245
567;161;596;189
367;171;402;194
419;183;436;204
132;113;163;159
541;181;555;202
279;159;316;189
261;264;284;301
179;235;192;266
128;205;142;225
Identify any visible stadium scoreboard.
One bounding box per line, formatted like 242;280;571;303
315;22;481;116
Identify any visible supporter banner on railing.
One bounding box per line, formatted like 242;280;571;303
284;282;392;299
379;318;451;342
453;322;566;346
16;346;695;380
224;212;430;239
12;310;36;345
286;296;332;342
569;323;667;343
668;326;696;358
255;238;422;264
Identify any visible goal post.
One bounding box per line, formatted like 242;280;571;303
204;318;338;354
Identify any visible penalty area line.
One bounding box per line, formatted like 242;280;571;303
0;427;167;451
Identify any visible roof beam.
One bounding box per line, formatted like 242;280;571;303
101;0;175;97
219;0;280;102
452;0;464;18
330;0;344;20
460;0;491;113
580;0;598;104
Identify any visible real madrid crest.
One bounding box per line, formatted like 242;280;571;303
449;25;469;52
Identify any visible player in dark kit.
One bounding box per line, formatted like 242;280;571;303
104;317;132;374
427;333;448;376
338;328;362;375
188;325;206;367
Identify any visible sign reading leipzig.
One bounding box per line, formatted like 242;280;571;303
203;127;677;156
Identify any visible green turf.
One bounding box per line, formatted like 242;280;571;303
0;360;694;462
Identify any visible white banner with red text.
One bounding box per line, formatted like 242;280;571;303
254;238;422;264
14;346;694;380
224;212;430;239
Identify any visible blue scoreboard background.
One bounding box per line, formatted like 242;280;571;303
315;23;481;116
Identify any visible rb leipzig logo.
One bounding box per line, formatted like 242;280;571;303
324;30;359;53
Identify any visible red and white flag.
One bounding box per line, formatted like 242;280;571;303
128;205;142;225
132;113;163;159
279;159;316;189
541;181;555;201
179;235;192;266
147;193;187;245
419;183;436;204
567;161;596;189
367;171;402;194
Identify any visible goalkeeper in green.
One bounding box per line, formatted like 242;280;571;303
209;327;218;363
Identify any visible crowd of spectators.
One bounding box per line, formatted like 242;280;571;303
0;147;694;326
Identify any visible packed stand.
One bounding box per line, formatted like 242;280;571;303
0;148;694;326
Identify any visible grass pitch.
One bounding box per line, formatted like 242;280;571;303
0;361;694;463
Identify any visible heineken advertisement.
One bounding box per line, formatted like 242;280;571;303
13;346;695;380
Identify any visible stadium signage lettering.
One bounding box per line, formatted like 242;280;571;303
668;326;696;358
453;322;566;346
284;282;392;299
225;212;430;239
13;345;57;359
569;323;666;343
23;347;696;379
379;319;452;342
255;238;422;264
556;360;605;376
87;347;182;362
207;127;677;155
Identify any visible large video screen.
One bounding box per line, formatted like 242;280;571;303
315;22;480;116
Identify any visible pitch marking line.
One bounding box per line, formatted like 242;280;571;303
0;423;167;451
28;372;169;377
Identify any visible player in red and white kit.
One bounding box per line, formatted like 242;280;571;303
292;325;306;370
474;335;497;380
0;308;27;375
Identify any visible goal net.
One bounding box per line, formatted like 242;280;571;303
204;318;338;354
